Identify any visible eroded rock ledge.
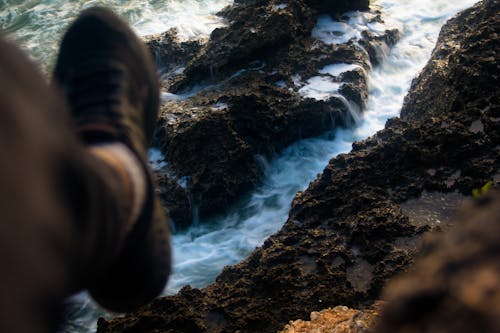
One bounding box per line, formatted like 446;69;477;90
98;1;498;332
147;0;398;228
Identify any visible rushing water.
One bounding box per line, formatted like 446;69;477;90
0;0;479;332
167;0;480;295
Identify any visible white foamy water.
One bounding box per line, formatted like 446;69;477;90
0;0;232;70
319;63;363;77
298;76;342;100
148;148;168;170
312;11;388;45
297;64;364;102
1;0;479;332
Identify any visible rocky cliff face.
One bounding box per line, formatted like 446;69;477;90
97;0;498;332
147;0;398;228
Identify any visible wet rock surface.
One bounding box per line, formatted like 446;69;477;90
170;0;315;90
98;0;498;332
150;0;398;228
155;67;366;227
144;29;203;84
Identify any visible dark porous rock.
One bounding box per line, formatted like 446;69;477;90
304;0;369;16
170;0;315;92
359;28;400;65
155;172;192;230
152;0;402;227
154;68;365;228
98;1;498;331
153;33;384;228
231;0;269;6
375;190;500;333
400;0;500;123
231;0;371;13
144;29;204;83
172;0;374;92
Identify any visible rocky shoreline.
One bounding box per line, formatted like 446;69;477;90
98;0;499;332
146;0;398;228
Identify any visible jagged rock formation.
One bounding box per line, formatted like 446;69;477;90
169;0;315;90
148;0;398;228
97;1;498;332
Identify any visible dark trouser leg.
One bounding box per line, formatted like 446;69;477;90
0;35;169;333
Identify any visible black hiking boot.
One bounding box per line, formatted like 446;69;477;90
53;6;158;156
53;7;170;312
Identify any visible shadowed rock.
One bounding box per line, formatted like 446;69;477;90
231;0;370;18
375;191;500;333
304;0;369;16
170;0;314;91
154;67;367;227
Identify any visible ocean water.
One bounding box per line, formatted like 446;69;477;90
0;0;479;332
0;0;231;71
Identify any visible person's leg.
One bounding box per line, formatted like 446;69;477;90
0;33;95;333
52;7;171;312
0;7;171;333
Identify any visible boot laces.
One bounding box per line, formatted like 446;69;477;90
63;58;129;133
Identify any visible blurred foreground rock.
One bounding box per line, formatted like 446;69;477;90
375;191;500;333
